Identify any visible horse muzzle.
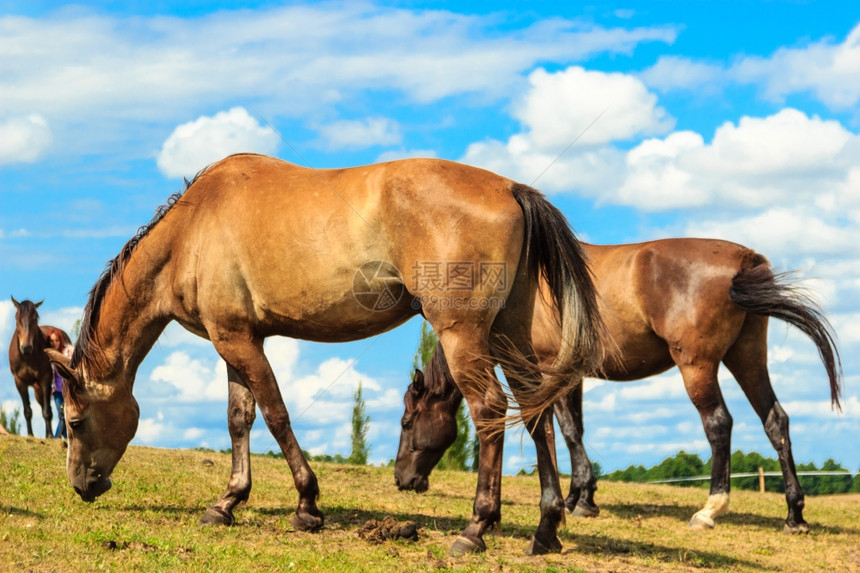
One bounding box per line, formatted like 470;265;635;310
74;475;112;502
394;472;429;493
19;344;34;355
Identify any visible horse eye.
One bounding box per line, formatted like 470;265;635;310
401;416;413;430
68;419;84;431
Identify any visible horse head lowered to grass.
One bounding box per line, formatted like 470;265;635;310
394;238;842;534
46;153;607;556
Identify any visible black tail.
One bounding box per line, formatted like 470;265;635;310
729;263;842;410
511;183;607;391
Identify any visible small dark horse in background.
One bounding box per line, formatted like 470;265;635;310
8;297;71;438
395;239;842;534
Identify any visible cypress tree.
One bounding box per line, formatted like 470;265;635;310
348;381;370;465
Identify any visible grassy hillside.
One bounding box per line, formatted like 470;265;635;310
2;435;858;572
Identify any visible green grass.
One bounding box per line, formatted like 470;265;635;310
2;435;859;572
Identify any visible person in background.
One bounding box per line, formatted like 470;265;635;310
48;328;73;439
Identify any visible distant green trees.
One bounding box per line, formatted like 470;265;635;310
0;406;21;435
604;450;860;495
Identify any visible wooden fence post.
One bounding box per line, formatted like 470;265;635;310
758;466;765;493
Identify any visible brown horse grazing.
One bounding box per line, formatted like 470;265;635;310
46;153;606;557
395;238;842;534
8;297;72;438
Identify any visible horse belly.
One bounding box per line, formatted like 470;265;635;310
257;291;417;342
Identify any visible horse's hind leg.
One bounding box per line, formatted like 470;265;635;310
201;364;256;526
434;326;508;556
723;315;807;534
675;359;732;530
212;336;323;532
493;312;565;555
552;383;599;517
39;383;53;439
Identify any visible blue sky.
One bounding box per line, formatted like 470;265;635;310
1;2;858;477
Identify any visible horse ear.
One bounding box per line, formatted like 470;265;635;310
34;299;44;308
411;369;425;394
11;295;20;308
46;348;77;383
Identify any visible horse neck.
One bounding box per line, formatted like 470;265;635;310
87;237;173;382
426;346;464;413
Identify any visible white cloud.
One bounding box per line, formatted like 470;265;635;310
156;322;212;348
625;439;709;456
0;300;14;350
149;351;227;402
38;306;84;339
0;7;675;157
283;357;382;425
514;67;674;148
639;24;860;111
685;208;860;258
583;392;616;412
732;22;860;110
316;117;401;150
0;228;29;239
135;415;167;443
834;313;860;345
460;66;672;192
592;424;668;439
0;114;52;165
183;427;205;441
617;108;859;212
616;375;688;401
267;336;301;383
640;55;724;93
156;107;280;179
783;395;859;417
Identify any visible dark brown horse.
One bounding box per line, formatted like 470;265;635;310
8;297;71;438
47;154;606;556
395;238;842;534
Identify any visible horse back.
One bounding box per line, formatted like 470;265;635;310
159;154;525;341
531;239;759;380
597;239;756;372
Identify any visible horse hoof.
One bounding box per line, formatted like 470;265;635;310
291;512;324;532
571;503;599;518
688;515;715;530
449;535;485;556
199;507;234;526
526;535;562;555
783;522;809;534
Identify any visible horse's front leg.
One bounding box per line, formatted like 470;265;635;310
15;381;35;436
213;336;324;532
200;365;256;526
552;383;599;517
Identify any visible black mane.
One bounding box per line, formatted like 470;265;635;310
423;344;459;398
71;167;209;375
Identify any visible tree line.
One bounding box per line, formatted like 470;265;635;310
604;450;860;495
